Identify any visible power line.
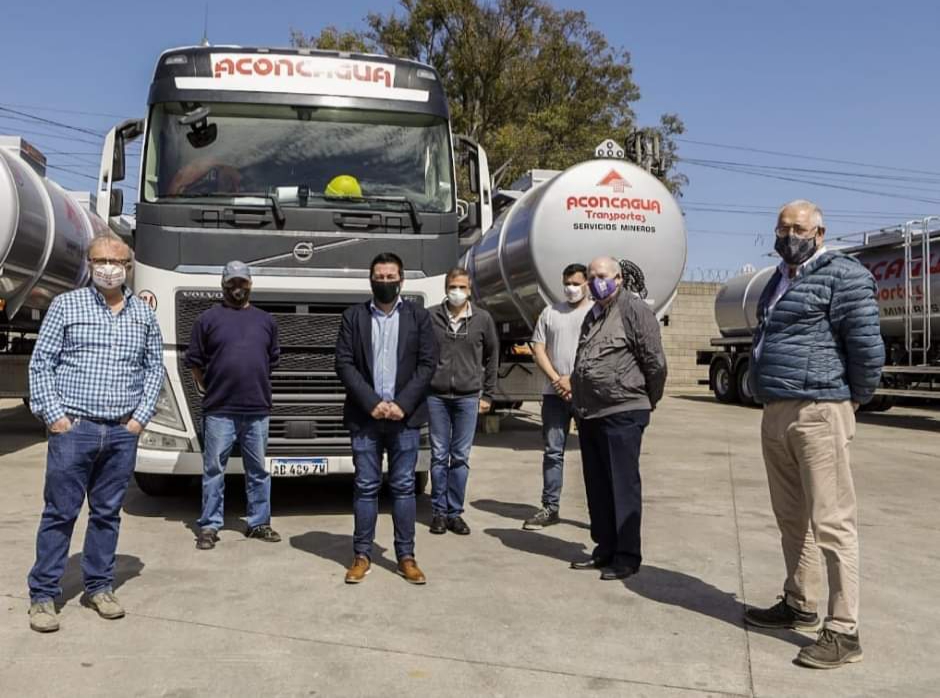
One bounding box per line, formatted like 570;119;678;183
676;137;940;178
0;123;103;148
0;102;133;120
46;164;98;181
684;160;940;206
680;156;940;188
0;106;104;137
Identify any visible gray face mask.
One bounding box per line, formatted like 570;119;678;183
774;234;817;265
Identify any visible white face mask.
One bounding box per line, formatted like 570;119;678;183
563;284;585;303
447;289;469;307
92;263;126;290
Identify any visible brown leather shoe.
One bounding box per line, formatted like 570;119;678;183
397;558;427;585
345;555;371;584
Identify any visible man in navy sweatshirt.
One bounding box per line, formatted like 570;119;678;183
186;261;281;550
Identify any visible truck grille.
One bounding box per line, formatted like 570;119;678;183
174;290;423;456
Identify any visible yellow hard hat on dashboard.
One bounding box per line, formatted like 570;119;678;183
325;175;362;198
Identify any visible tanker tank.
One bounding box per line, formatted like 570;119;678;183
0;138;108;319
714;229;940;340
462;158;687;338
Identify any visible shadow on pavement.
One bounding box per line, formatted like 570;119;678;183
484;527;810;648
289;530;397;573
123;476;433;533
856;411;939;433
471;498;590;530
0;402;47;457
57;553;145;606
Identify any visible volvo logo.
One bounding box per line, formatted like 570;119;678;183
293;242;314;263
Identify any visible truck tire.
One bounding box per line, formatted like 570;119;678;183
133;472;183;497
736;360;757;407
415;470;429;495
710;358;739;404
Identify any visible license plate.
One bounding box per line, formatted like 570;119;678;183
269;457;328;477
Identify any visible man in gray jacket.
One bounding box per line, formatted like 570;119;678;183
744;200;883;670
569;256;667;581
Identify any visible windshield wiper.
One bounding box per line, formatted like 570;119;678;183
162;191;285;226
324;194;423;232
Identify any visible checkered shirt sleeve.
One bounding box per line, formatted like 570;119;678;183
29;288;165;426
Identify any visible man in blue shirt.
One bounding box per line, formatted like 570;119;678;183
335;253;438;585
186;261;281;550
27;235;163;633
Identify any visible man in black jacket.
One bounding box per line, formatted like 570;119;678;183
570;256;667;581
334;253;439;585
427;267;499;536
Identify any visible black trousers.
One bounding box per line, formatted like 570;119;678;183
578;409;650;568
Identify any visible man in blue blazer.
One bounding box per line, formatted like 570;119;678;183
335;252;439;585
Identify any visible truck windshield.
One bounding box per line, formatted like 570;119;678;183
142;102;454;213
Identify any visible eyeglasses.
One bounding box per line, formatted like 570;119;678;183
89;257;132;266
774;225;818;238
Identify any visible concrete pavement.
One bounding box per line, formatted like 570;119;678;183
0;395;937;697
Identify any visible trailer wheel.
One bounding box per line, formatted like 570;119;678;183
711;358;739;404
736;360;756;406
133;472;184;497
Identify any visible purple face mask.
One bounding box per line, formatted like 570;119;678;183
589;276;618;300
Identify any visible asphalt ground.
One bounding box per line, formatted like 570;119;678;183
0;395;937;697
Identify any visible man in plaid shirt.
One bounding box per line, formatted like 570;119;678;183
26;235;163;633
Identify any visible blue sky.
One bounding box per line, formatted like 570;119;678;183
2;0;938;277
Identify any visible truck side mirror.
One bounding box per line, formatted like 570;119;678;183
112;133;126;183
468;157;479;194
109;188;124;217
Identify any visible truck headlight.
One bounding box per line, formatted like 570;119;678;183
139;429;191;451
150;373;185;430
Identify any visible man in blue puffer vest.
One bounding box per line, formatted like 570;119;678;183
744;200;884;670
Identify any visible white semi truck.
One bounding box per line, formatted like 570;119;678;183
1;45;687;495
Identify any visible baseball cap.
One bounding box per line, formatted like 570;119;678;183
222;260;252;283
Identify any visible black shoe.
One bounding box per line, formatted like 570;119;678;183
245;524;281;542
196;528;218;550
744;597;821;631
430;514;447;535
796;628;863;669
522;507;560;531
570;556;612;570
446;516;471;535
600;564;637;581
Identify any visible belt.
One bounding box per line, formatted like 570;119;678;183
67;414;132;425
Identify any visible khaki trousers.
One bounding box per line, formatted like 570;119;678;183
760;399;859;634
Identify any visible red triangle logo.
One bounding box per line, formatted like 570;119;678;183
597;169;630;188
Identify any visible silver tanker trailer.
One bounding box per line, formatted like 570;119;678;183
464;147;687;404
0;137;109;399
700;218;940;409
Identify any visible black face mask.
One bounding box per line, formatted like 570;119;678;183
223;287;250;307
371;280;401;304
774;234;818;266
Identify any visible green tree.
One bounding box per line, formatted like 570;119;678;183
291;0;686;194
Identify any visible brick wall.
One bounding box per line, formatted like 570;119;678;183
660;282;721;390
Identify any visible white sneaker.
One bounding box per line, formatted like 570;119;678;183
28;601;60;633
84;591;125;620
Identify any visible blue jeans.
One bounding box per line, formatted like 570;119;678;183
28;418;139;603
351;421;419;561
541;395;577;512
428;395;479;517
198;413;271;531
